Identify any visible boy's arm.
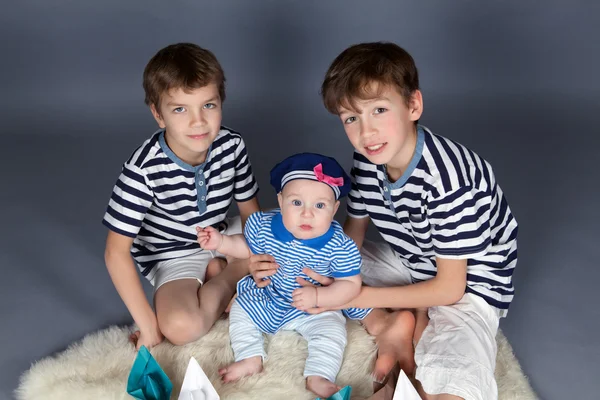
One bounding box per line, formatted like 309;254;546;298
343;215;370;249
315;274;362;308
104;230;162;348
346;257;467;309
236;197;260;227
292;274;362;310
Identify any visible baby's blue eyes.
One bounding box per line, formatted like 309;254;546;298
173;107;185;113
344;116;356;124
291;200;325;209
204;103;216;109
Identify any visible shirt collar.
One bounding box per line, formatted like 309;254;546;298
270;211;334;250
158;130;211;172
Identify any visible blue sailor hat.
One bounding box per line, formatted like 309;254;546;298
269;152;351;200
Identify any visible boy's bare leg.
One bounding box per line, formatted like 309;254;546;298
362;308;416;385
416;383;463;400
204;258;227;282
198;256;248;320
155;257;249;345
414;308;429;345
154;279;207;345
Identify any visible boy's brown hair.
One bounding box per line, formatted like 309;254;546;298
143;43;226;110
321;42;419;114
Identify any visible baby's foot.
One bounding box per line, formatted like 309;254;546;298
218;356;263;383
373;310;416;384
306;376;341;398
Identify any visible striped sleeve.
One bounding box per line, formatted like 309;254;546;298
232;137;259;202
428;186;492;259
329;236;362;278
243;211;264;254
347;167;369;218
102;162;153;238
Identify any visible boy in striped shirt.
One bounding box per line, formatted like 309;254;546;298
102;43;260;350
312;42;519;400
197;153;415;398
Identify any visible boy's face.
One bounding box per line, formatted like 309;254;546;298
277;179;340;240
150;83;222;166
338;85;423;170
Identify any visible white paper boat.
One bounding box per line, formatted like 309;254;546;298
392;369;421;400
177;357;220;400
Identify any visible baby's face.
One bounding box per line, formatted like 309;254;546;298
278;179;340;240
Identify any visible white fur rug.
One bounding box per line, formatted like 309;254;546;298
16;319;537;400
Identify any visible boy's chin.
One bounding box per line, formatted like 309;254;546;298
361;151;391;166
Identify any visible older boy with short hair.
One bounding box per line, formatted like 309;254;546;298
103;43;260;349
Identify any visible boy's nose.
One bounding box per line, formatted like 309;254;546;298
190;112;207;128
360;121;376;137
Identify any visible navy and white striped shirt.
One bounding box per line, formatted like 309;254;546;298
235;210;370;334
103;127;259;279
348;126;518;316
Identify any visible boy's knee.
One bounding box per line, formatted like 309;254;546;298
207;257;226;270
399;309;416;327
205;258;227;281
158;310;209;346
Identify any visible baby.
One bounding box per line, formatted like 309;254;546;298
197;153;372;398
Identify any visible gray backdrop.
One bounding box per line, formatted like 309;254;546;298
1;1;598;399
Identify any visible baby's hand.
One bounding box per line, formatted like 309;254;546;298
292;286;318;311
196;226;223;250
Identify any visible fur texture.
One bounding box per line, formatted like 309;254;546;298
16;319;537;399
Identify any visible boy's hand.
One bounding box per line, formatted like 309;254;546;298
129;327;164;350
298;267;335;287
196;226;222;250
292;286;318;311
248;254;279;287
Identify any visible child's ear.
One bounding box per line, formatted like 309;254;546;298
277;193;283;209
333;200;340;215
408;90;424;122
150;103;166;128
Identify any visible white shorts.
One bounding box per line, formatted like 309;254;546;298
151;216;242;291
361;240;500;400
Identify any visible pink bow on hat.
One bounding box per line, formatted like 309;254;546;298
313;163;344;186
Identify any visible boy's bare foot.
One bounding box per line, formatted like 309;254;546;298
372;310;416;385
205;258;227;283
306;376;341;398
218;356;263;383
